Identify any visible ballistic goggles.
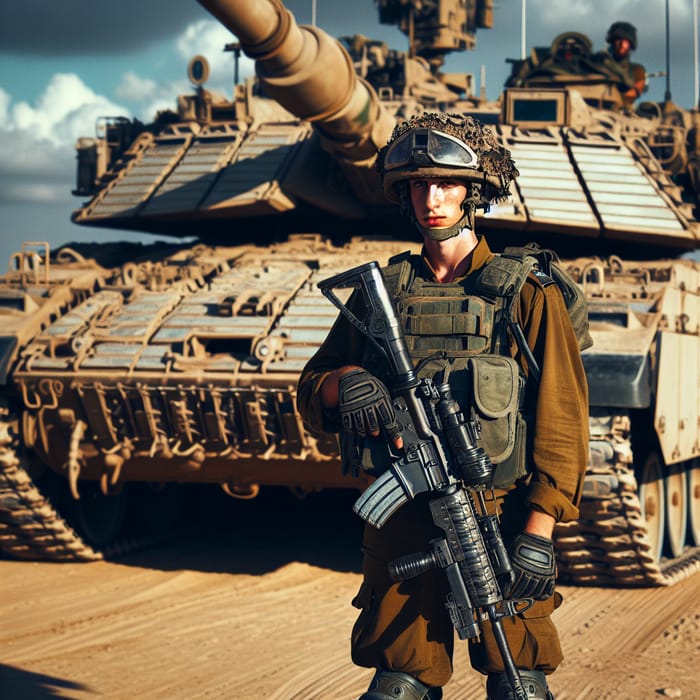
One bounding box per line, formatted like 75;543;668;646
384;128;479;172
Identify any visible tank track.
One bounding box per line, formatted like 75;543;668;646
0;407;101;561
555;414;700;587
0;406;160;562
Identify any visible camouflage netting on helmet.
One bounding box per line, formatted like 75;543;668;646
377;112;519;211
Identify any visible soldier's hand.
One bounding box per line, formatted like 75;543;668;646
507;531;557;601
337;368;402;448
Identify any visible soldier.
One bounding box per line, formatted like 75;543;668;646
600;21;646;106
296;113;589;700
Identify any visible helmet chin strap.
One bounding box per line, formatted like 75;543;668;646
415;218;468;241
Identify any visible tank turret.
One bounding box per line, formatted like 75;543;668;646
71;0;493;231
504;30;700;214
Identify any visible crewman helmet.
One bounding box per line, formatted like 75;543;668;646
606;21;637;50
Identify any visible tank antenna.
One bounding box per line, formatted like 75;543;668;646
693;0;698;106
664;0;672;102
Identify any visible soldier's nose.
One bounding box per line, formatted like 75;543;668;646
426;184;444;206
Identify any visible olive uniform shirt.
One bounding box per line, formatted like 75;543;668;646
297;236;589;523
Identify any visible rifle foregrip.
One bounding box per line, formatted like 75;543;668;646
389;552;437;581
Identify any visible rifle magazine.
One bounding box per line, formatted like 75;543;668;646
353;469;410;527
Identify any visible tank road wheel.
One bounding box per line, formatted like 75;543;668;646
77;482;127;548
664;465;688;557
688;460;700;546
638;451;665;563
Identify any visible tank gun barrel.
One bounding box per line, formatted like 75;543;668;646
197;0;395;167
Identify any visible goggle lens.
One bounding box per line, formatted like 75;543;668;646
384;128;478;170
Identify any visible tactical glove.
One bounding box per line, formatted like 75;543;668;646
507;532;557;601
337;368;401;443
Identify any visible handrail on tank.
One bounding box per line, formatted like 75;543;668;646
9;242;51;285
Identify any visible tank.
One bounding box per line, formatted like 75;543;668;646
0;0;698;588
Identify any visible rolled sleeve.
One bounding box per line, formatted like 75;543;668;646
516;278;589;523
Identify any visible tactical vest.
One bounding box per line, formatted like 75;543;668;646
353;250;537;489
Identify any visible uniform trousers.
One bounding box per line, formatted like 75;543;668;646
350;487;564;688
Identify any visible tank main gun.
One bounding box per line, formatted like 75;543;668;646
197;0;395;184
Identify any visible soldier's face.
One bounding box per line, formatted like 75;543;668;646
409;179;468;230
613;38;631;59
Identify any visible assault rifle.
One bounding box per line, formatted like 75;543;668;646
319;261;532;700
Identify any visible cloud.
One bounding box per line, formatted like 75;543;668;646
0;14;253;211
109;19;258;121
5;73;130;147
0;90;10;129
529;0;638;25
109;18;257;121
115;72;160;102
0;129;72;205
0;75;132;205
115;71;192;121
519;0;691;29
0;13;251;209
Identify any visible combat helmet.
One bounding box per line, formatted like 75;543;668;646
376;112;518;239
606;21;637;51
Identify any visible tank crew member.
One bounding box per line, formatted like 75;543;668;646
600;21;646;106
296;113;589;700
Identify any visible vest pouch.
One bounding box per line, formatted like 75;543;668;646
468;355;525;481
491;412;528;488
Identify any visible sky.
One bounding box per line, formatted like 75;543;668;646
0;0;698;267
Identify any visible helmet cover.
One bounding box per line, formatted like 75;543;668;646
606;21;637;50
377;112;518;208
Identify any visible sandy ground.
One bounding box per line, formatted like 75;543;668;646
1;488;698;700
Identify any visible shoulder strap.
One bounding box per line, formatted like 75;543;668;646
472;246;547;380
472;250;538;298
471;249;538;362
383;250;420;296
504;243;593;352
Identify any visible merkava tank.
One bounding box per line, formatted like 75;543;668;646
0;0;698;588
